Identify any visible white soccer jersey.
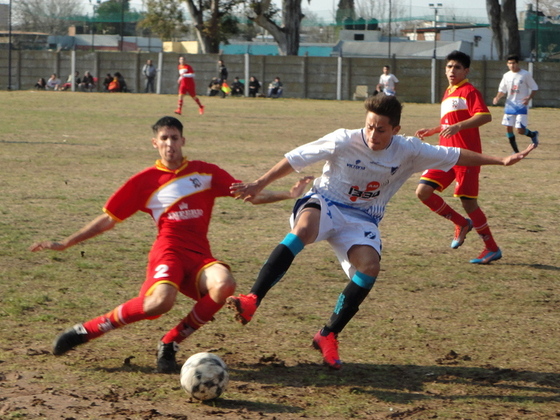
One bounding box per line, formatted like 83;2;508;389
285;129;460;224
378;74;399;95
498;69;538;115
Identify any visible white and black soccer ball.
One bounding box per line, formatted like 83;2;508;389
180;352;229;401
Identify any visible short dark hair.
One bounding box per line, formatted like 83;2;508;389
507;54;520;62
364;94;403;127
446;50;471;69
152;116;183;135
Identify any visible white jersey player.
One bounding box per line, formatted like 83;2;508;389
376;65;399;96
227;94;536;370
493;54;539;153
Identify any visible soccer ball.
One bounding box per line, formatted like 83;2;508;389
180;352;229;401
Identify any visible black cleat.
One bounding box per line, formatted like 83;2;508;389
157;341;179;373
52;324;89;356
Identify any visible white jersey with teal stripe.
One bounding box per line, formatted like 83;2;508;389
285;128;460;223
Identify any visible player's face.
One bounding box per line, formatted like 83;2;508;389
507;59;520;72
445;60;469;86
364;112;400;151
152;126;186;169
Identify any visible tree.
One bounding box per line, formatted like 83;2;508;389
139;0;190;41
181;0;244;53
13;0;83;35
486;0;520;59
245;0;301;56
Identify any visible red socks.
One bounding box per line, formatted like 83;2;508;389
161;294;223;345
422;194;467;226
82;296;146;340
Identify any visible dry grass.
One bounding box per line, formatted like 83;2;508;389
0;91;559;419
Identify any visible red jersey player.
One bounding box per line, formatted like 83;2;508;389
175;56;204;116
415;50;503;264
29;116;312;373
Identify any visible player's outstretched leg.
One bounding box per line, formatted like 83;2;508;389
227;233;304;325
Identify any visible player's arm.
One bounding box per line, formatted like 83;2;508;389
241;176;314;205
492;91;506;105
522;90;536;106
415;126;441;140
456;143;536;167
230;157;296;202
29;213;117;252
440;113;492;138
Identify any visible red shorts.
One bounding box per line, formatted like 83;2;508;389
178;79;196;97
420;166;480;198
139;244;230;302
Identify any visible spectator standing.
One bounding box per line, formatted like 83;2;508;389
376;65;399;96
248;76;261;97
492;54;540;153
143;59;157;93
217;60;228;84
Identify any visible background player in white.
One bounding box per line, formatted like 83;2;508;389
376;65;399;96
227;95;535;370
493;54;540;153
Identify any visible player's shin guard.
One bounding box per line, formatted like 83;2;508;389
82;296;147;340
250;233;304;304
161;294;223;344
322;272;376;335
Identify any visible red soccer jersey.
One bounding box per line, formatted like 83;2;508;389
439;79;490;153
103;159;239;255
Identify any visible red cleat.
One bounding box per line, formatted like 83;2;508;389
198;105;205;115
226;293;257;325
174;108;182;115
312;330;342;370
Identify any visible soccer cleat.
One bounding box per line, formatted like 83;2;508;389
470;248;502;264
157;341;180;373
312;330;342;370
52;324;89;356
174;108;182;115
451;218;473;249
198;105;205;115
531;131;539;148
226;293;258;325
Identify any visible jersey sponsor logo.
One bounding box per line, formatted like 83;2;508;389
348;181;381;202
190;177;202;188
346;160;366;170
167;207;204;221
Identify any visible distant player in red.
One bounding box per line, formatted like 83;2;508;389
415;50;502;264
176;56;204;116
29;116;312;373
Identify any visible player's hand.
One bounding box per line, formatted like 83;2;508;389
492;97;499;105
29;241;67;252
440;125;461;138
502;143;537;166
289;176;314;199
230;182;263;202
415;128;432;140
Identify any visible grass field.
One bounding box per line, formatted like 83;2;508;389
0;90;559;419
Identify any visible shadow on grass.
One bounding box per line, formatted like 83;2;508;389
227;361;560;405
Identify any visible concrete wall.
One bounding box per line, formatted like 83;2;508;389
1;50;558;107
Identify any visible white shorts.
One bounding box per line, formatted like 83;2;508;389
502;113;528;129
290;193;382;279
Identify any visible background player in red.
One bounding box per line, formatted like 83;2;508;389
415;50;502;264
175;56;204;116
29;116;311;373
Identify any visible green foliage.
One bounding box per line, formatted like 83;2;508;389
138;0;190;41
